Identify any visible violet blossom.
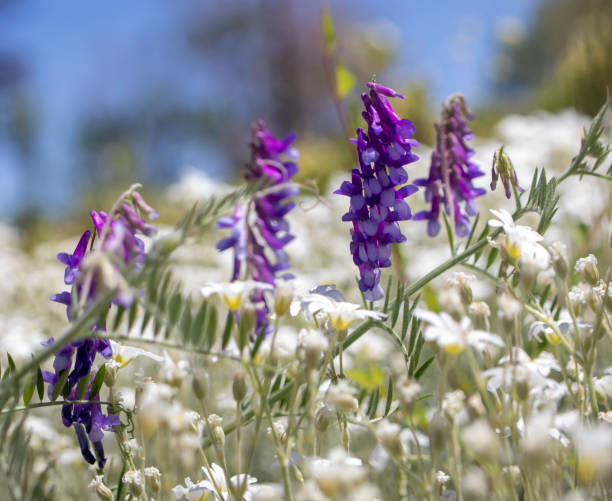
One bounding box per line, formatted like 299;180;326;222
335;82;419;301
46;190;158;467
216;120;299;331
414;95;485;238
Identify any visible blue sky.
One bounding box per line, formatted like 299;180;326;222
0;0;540;218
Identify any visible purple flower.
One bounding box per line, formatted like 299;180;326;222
414;95;485;238
217;120;299;331
47;190;158;467
335;82;419;301
56;230;91;285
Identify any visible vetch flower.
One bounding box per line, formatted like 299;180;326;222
46;189;158;467
216;121;299;333
335;82;419;301
414;95;485;237
416;309;503;355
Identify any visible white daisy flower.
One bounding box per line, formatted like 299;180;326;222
201;281;273;311
488;209;550;269
415;310;503;355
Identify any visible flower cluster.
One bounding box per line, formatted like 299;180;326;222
335;82;419;301
46;190;158;467
414;94;485;237
216;120;299;330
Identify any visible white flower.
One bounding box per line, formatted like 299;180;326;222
295;293;385;330
488;209;550;268
109;340;163;368
482;348;565;408
172;463;258;501
201;281;273;311
310;448;366;498
415;310;503;355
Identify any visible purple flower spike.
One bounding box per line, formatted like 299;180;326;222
414;94;485;237
335;82;419;301
216;120;299;332
47;189;158;468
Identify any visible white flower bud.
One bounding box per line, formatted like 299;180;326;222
88;475;113;501
122;470;144;497
144;466;161;494
233;370;248;403
575;254;599;286
377;421;403;457
328;381;358;413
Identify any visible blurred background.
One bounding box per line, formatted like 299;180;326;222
1;0;610;231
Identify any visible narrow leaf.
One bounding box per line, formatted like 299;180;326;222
89;366;106;400
51;370;69;402
221;312;235;350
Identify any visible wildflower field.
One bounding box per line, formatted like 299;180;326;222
1;10;612;501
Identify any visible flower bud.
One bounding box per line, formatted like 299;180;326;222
377;421;403;457
297;329;329;370
155;232;181;256
315;405;333;432
468;301;490;331
548;241;569;279
491;147;524;199
274;281;294;316
89;476;114;501
104;360;120;388
132;191;159;220
497;293;521;333
233;370;248;403
207;414;225;446
513;366;530;401
447;272;474;306
397;378;422;414
328;381;357;412
519;257;539;294
192;370;209;400
575;254;599;286
144;467;161;494
122;470;144;497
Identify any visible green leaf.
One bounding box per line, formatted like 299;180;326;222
78;373;90;400
384;377;393;416
442;211;455;256
168;291;183;329
7;353;16;374
383;277;392;314
89;366;106;400
191;302;208;346
51;370;69;402
181;304;193;344
390;283;405;329
112;305;126;332
321;6;336;52
127;302;138;332
250;325;267;360
366;386;380;419
414;355;435;380
36;367;44;401
205;306;218;349
221;312;235;350
23;374;35;405
335;60;356;98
